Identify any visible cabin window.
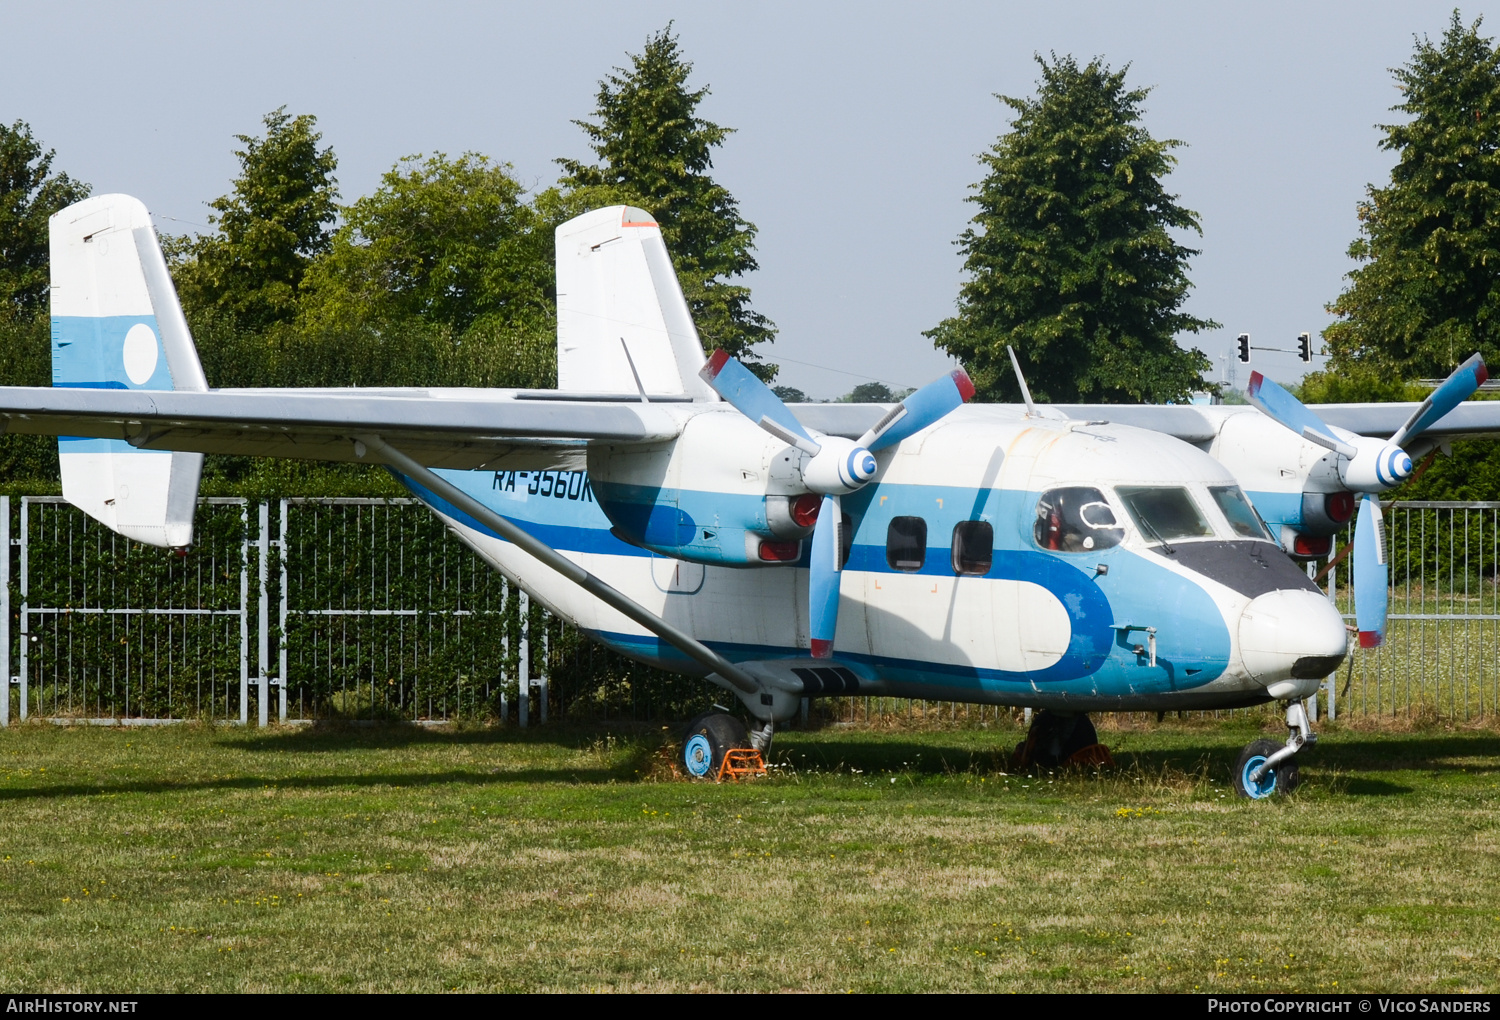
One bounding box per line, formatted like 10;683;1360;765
886;516;927;571
1209;485;1271;540
1117;486;1213;543
951;521;993;575
1034;487;1124;553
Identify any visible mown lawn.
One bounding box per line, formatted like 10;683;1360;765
0;716;1496;992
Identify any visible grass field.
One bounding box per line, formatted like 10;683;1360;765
1;715;1497;993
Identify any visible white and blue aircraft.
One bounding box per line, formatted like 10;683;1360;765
5;194;1499;798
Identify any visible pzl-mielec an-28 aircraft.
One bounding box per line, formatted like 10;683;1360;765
5;195;1499;798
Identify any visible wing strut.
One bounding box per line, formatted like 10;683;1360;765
357;434;760;695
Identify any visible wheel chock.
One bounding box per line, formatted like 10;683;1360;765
717;748;767;782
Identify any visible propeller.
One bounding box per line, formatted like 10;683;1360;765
1247;353;1487;647
701;351;974;657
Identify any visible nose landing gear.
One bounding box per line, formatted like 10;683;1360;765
1233;700;1316;798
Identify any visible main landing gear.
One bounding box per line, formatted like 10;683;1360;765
1233;700;1316;799
1012;711;1114;769
681;711;774;780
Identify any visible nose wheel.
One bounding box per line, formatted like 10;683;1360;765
1232;700;1314;798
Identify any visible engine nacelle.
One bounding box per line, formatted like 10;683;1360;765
588;409;817;566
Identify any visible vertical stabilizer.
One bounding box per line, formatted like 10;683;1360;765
50;194;206;548
555;206;715;400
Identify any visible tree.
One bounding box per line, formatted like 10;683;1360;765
559;25;776;377
174;108;338;329
0;120;89;322
925;55;1215;404
1324;12;1500;378
842;381;895;403
299;153;554;334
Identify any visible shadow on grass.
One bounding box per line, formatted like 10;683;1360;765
8;724;1491;802
216;721;669;754
0;765;629;802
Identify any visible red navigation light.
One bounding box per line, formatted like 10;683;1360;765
791;493;822;529
759;540;801;562
1291;533;1332;558
1325;491;1356;525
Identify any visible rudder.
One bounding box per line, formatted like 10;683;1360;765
555;205;715;400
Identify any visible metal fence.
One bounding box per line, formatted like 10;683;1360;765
2;496;1498;726
0;496;707;727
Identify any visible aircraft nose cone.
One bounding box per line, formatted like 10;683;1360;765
1238;589;1348;699
1381;445;1414;486
843;447;877;486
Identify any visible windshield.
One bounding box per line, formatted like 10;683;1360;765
1210;485;1271;540
1116;486;1213;543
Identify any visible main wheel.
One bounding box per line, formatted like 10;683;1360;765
1233;738;1300;799
681;712;751;780
1018;711;1099;767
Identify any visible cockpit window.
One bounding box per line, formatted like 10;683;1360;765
1209;485;1272;540
1034;487;1124;553
1117;486;1213;543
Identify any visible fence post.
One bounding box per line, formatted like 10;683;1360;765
518;589;530;727
1;496;8;728
18;498;27;721
239;501;249;725
257;501;270;727
539;620;548;724
278;499;288;723
1326;560;1337;721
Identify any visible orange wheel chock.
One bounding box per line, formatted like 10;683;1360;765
717;748;767;782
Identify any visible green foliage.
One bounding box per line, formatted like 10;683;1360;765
1324;12;1500;377
772;385;807;403
299;153;553;335
0;316;59;490
559;25;776;378
842;381;895;403
0;120;89;322
174;108;339;330
925;54;1216;404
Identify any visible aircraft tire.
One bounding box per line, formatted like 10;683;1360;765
1019;711;1099;768
681;712;751;780
1233;738;1299;799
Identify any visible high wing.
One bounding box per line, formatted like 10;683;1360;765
1047;402;1500;446
0;384;685;472
791;400;1500;446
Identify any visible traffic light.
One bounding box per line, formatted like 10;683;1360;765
1298;332;1312;362
1237;333;1250;363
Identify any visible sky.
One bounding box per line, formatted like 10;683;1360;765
4;1;1493;399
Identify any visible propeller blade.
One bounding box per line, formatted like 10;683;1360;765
808;495;842;658
1391;353;1488;448
1353;493;1389;648
858;368;976;452
1247;372;1356;457
700;350;820;454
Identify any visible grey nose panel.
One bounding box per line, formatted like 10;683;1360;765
1151;541;1321;600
